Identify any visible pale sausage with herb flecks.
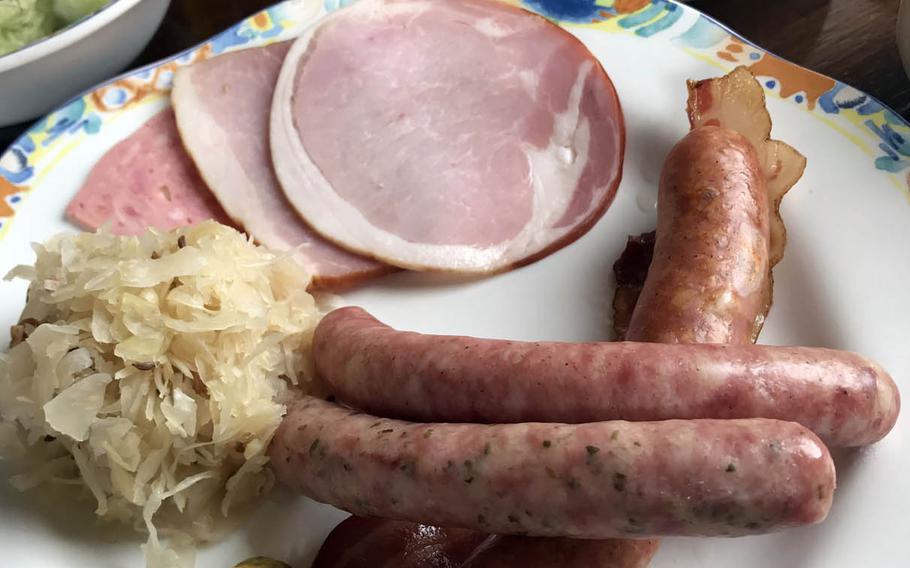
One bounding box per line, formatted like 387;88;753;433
270;396;834;539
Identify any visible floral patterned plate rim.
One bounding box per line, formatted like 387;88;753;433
1;0;908;237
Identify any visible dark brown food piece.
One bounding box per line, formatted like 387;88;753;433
9;318;41;348
611;232;655;341
468;534;658;568
312;516;659;568
312;516;489;568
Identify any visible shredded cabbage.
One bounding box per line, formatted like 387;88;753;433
53;0;109;23
0;221;321;567
0;0;110;56
0;0;56;57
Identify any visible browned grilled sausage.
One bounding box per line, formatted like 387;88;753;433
614;113;789;567
312;516;659;568
314;307;899;447
626;126;770;344
467;533;659;567
312;516;489;568
271;397;835;539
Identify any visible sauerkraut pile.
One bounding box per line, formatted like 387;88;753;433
0;221;321;567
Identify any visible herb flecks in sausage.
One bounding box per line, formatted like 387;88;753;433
463;460;475;484
271;397;835;539
398;459;416;476
612;473;627;492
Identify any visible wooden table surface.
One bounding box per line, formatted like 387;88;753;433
1;0;908;149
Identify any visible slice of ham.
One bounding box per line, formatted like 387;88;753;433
271;0;624;273
65;109;230;235
171;42;388;289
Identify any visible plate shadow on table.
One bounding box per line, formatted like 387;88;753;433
698;0;830;63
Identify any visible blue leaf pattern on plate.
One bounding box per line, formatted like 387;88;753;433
522;0;607;22
325;0;358;12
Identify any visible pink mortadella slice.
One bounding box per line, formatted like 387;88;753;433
171;42;389;289
65;109;231;235
271;0;625;273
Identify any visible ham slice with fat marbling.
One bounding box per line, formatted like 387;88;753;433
172;42;388;289
66;110;230;235
271;0;624;272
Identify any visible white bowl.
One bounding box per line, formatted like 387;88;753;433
0;0;172;127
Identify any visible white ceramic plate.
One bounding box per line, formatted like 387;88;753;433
0;0;172;126
1;1;908;566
